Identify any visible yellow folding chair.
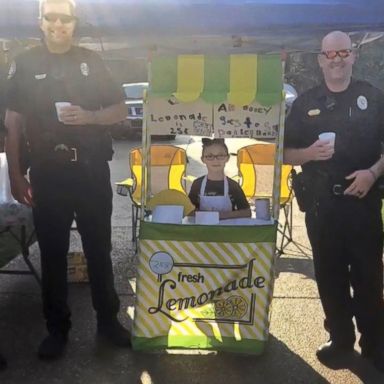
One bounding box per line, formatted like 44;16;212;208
147;189;195;217
236;143;300;256
116;144;187;246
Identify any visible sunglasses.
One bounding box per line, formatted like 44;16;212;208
203;154;228;161
321;49;352;60
43;13;77;24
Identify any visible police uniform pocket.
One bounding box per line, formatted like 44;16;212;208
348;107;379;159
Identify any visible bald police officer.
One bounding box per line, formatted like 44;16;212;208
5;0;131;359
284;31;384;372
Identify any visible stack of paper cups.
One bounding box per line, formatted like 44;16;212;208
255;198;270;220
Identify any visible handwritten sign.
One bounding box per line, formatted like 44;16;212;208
214;102;280;139
147;97;213;136
148;97;281;138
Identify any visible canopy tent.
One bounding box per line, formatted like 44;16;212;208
1;0;384;53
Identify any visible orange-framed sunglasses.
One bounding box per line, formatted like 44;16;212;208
320;49;353;59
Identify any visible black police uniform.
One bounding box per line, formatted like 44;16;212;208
285;79;384;353
6;44;124;335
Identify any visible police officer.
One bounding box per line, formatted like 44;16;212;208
5;0;130;360
284;31;384;372
0;351;6;371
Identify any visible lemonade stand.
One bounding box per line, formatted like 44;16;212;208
132;53;285;354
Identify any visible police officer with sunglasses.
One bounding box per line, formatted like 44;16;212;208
284;31;384;372
5;0;131;360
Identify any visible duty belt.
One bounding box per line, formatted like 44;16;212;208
332;184;345;196
54;144;78;162
30;143;111;166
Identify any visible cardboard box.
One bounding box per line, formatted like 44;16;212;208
67;252;89;283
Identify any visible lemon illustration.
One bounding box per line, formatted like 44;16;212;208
215;299;234;318
226;296;248;319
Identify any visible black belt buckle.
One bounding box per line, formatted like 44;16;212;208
332;184;344;196
54;144;78;162
69;147;77;162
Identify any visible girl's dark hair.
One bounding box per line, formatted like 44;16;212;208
202;138;228;154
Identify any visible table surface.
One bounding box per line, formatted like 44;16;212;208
146;215;274;226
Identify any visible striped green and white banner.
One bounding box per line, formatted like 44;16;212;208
150;54;282;107
132;221;277;354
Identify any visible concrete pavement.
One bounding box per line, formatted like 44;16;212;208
0;137;383;383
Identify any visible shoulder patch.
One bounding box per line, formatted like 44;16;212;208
80;62;89;76
7;60;16;79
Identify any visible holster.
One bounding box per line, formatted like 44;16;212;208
375;176;384;198
291;170;315;212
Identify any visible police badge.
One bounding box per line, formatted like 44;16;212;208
80;62;89;77
357;95;368;110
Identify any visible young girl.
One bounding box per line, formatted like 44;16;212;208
188;138;251;220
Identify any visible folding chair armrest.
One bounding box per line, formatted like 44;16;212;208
116;177;134;187
115;177;134;196
183;175;197;183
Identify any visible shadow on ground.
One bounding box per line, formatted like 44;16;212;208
275;254;315;281
1;219;383;383
0;277;330;384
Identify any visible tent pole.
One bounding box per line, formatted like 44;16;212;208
140;49;153;220
272;54;286;222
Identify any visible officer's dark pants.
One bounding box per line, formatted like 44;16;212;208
30;161;120;335
306;194;384;352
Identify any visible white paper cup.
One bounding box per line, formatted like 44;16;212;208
318;132;336;147
152;205;184;224
255;198;270;220
55;102;71;122
195;211;220;225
